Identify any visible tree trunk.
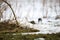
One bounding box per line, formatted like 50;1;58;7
2;0;19;26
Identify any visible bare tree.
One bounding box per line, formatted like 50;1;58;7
43;0;46;18
2;0;19;26
43;0;46;6
59;0;60;7
43;0;48;18
0;0;7;20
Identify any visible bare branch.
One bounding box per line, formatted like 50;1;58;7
2;0;19;26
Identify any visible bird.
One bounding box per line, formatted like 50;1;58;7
29;21;36;24
38;18;42;23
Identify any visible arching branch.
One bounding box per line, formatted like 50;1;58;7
2;0;19;26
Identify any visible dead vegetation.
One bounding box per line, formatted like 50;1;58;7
0;20;39;33
55;15;60;20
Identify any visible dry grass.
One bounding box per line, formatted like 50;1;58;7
0;21;60;40
0;21;39;33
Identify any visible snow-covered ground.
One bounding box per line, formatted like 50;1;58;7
34;38;45;40
19;18;60;34
0;0;60;34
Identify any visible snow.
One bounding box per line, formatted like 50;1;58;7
34;38;45;40
1;0;60;34
19;18;60;34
